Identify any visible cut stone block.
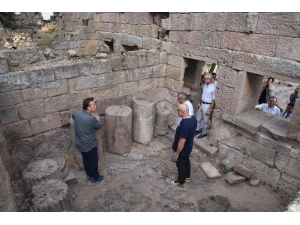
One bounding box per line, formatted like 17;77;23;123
154;108;170;136
194;138;218;157
132;97;157;144
224;171;246;185
260;116;289;141
250;179;260;186
22;159;63;192
30;179;72;212
63;171;78;185
53;156;70;179
200;161;221;179
105;105;132;155
234;164;253;179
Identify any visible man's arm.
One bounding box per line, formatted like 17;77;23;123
206;100;215;115
255;104;263;110
174;138;186;161
92;118;102;130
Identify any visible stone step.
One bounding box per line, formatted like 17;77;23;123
30;179;72;212
63;171;78;185
224;171;246;185
22;159;63;192
194;137;218;157
200;161;221;179
234;164;253;179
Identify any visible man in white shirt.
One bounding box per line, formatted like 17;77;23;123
177;92;194;125
196;73;216;138
282;103;294;121
254;96;280;117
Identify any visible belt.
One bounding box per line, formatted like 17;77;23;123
202;101;211;104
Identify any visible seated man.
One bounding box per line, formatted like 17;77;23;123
282;103;294;121
254;96;280;117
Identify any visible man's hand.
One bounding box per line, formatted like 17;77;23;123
197;102;201;108
174;153;179;162
206;109;211;115
256;107;262;111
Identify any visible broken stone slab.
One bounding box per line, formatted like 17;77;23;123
154;108;170;136
234;163;253;179
67;49;77;58
30;179;72;212
105;105;132;155
260;116;289;141
250;179;260;186
194;138;218;157
22;159;63;192
200;161;221;179
63;171;78;185
132;97;157;144
224;171;246;185
53;156;70;179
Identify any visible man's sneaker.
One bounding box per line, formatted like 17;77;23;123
171;180;184;187
87;176;92;181
185;177;191;183
91;175;104;183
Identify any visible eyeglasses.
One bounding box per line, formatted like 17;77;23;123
203;78;210;80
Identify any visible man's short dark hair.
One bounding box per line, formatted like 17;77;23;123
83;97;94;110
288;103;294;108
269;96;277;101
268;77;274;82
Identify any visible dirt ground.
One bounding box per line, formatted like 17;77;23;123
68;133;291;212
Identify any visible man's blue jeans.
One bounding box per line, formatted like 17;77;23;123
81;146;100;178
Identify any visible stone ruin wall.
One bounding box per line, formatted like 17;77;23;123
1;12;300;211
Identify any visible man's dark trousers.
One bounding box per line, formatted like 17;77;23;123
176;155;190;184
81;146;100;178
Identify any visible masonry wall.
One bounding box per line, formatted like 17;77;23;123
1;12;300;198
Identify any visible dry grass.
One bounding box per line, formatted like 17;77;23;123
41;23;59;33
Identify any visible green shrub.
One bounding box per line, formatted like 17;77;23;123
37;35;55;49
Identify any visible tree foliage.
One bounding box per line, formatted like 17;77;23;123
0;12;17;28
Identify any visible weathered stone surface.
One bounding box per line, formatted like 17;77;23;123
194;138;218;157
54;63;79;79
21;87;48;101
168;13;191;30
191;12;228;31
105;71;127;86
200;161;221;179
224;171;246;185
118;82;138;96
136;52;147;68
110;55;124;71
246;12;259;33
60;110;70;126
190;31;222;48
42;79;69;97
0;57;9;74
154;108;170;136
93;85;118;101
278;176;299;197
164;77;183;92
243;155;280;186
276;37;300;62
53;156;70;179
260;116;289;141
96;96;127;115
78;61;92;76
245;138;276;167
105;105;132;155
275;153;289;172
289;148;300;161
235;109;274;134
250;179;260;186
30;179;72;212
147;51;160;66
169;31;191;44
30;112;62;135
0;106;19;125
0;157;17;212
0;71;31;93
160;52;167;64
121;34;143;48
0;90;23;107
166;65;183;81
75;75;100;90
22;159;63;192
16;99;45;120
132;97;157;144
225;13;248;32
256;12;300;38
146;87;166;102
219;132;247;154
228;33;278;57
44;92;82;113
64;171;78;185
127;67;152;81
124;55;139;70
138;78;156;92
127;12;153;25
91;59;112;75
284;158;300;180
234;164;253;179
2;120;32;139
218;144;244;170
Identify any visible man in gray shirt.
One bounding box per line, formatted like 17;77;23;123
72;97;104;183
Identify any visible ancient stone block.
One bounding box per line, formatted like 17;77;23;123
78;61;92;76
21;87;48;101
194;138;218;157
167;54;184;68
220;86;234;112
30;112;62;135
79;12;94;20
127;12;153;25
191;12;228;31
101;12;120;23
104;71;126;86
200;161;221;179
105;105;132;155
110;55;124;71
43;79;68;97
234;164;253;179
115;23;132;34
127;67;152;81
168;13;191;30
44;92;82;113
0;57;9;74
154;108;170;136
160;52;167;64
0;106;19;125
92;85;118;101
256;12;300;38
275;153;289;172
245;12;259;33
28;66;55;84
243;155;280;186
278;176;299;197
226;13;248;32
123;55;139;70
54;63;79;80
136;24;154;37
94;23;115;32
0;90;23;107
75;75;100;91
64;171;78;185
132;97;157;144
289;148;300;161
146;87;166;102
147;51;160;66
276;37;300;62
138;78;154;92
260;117;289;141
218;144;244;168
190;31;222;48
136;51;147;68
228;33;278;57
142;37;160;50
118;82;138;96
96;96;127;115
121;34;143;48
245;139;276;167
169;31;191;44
284;158;300;180
224;171;246;185
164;77;183;92
60;110;70;126
16;99;45;120
0;71;31;93
152;64;166;78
